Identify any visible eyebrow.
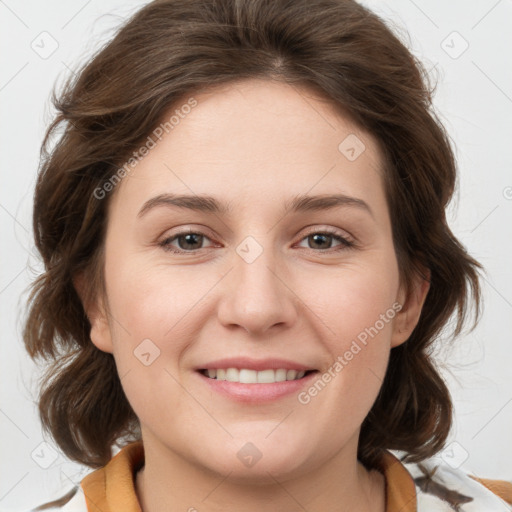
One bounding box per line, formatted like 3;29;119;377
137;193;374;219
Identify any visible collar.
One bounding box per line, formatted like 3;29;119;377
80;441;417;512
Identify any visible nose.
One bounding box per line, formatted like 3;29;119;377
216;241;298;336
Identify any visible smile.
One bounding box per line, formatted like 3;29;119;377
199;368;316;383
196;368;319;403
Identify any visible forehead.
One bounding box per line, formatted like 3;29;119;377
167;78;378;157
110;78;386;217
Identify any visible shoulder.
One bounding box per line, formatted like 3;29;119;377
469;475;512;504
24;441;144;512
395;451;512;511
21;485;88;512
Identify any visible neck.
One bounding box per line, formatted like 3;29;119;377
135;432;386;512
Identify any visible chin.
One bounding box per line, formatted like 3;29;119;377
196;435;312;483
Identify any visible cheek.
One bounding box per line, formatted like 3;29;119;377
101;259;186;387
105;257;207;341
102;260;197;425
302;257;399;346
300;257;399;399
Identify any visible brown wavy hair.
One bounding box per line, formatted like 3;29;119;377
24;0;482;470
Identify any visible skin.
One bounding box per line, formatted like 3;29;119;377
81;78;430;512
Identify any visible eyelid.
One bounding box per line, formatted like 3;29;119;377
158;225;356;254
158;226;218;251
299;225;354;243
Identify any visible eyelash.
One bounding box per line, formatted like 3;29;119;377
158;227;356;255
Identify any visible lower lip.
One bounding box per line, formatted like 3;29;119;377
196;370;319;403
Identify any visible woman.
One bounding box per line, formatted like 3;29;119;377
23;0;512;510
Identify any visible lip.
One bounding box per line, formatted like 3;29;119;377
194;359;319;404
195;357;316;372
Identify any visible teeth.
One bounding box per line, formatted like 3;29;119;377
203;368;309;383
240;369;258;383
275;369;287;381
287;369;297;380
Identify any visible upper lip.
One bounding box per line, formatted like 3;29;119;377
196;357;317;372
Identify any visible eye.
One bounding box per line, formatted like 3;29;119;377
159;227;355;254
159;229;215;254
296;228;355;252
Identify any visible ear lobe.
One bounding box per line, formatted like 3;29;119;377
391;267;431;348
72;273;113;354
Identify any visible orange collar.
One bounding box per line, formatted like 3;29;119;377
81;441;144;512
373;449;417;512
81;441;417;512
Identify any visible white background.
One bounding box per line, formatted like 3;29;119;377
1;0;511;510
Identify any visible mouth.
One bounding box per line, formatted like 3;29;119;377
198;368;318;383
194;357;320;402
195;367;320;403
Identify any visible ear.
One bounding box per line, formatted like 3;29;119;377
390;266;430;348
73;272;113;354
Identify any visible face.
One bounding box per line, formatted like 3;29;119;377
86;78;428;481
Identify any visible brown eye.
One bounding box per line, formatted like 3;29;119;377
160;230;213;253
297;229;354;252
175;233;204;251
308;233;335;250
